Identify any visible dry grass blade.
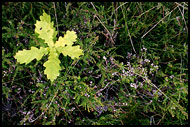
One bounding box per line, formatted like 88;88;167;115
120;3;136;54
141;4;179;39
176;3;188;33
90;2;115;46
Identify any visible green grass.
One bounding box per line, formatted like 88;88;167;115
2;2;188;125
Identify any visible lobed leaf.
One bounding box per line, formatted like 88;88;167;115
55;31;77;47
35;11;57;47
14;47;48;65
62;45;84;59
43;48;61;82
55;30;83;59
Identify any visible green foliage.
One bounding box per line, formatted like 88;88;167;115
2;2;188;125
14;11;84;82
35;11;57;47
14;47;48;64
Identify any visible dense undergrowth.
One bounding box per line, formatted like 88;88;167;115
2;2;188;125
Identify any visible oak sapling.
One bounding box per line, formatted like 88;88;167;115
14;11;84;82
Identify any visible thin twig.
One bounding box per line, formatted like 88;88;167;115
150;116;155;125
73;102;85;117
175;2;188;10
90;2;115;46
183;2;188;7
127;26;136;54
176;4;188;33
120;3;136;54
136;6;157;18
53;2;59;36
141;4;179;39
157;113;165;125
115;2;128;12
29;88;59;123
180;53;183;80
96;82;111;94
